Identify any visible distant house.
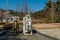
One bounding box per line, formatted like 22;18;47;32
1;11;11;22
4;11;19;22
0;10;19;22
9;16;19;22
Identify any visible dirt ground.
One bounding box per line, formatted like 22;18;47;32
33;23;60;29
33;23;60;39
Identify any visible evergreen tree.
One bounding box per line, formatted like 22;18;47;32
45;0;52;11
56;0;60;12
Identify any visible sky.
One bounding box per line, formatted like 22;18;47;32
0;0;57;12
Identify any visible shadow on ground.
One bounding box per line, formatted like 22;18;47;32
0;27;59;40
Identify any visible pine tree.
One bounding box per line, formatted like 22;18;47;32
45;0;52;11
56;0;60;12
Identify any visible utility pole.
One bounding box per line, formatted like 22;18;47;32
23;0;28;15
6;0;8;11
16;0;20;12
51;0;54;23
6;0;9;23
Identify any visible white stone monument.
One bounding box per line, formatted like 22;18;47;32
23;15;32;35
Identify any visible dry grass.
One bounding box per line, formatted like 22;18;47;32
33;23;60;29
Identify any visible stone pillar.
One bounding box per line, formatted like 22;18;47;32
23;15;32;35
